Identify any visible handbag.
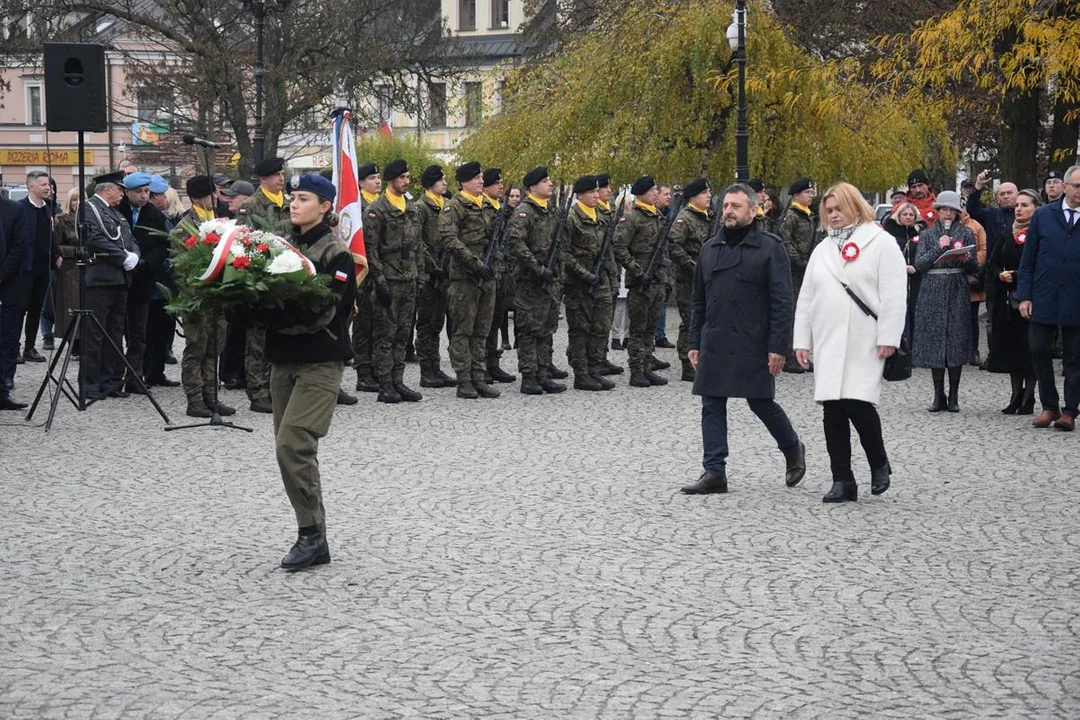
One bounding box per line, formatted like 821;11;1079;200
824;263;911;381
1006;290;1021;312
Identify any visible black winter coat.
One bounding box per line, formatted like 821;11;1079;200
117;198;171;302
689;222;793;399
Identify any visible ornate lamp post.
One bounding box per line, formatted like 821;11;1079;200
242;0;289;168
726;0;749;182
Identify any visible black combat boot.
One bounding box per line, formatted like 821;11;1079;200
435;368;456;386
589;370;616;390
647;355;671;371
355;372;379;393
473;377;501;398
457;381;479;399
574;373;603;391
420;366;445;388
783;441;806;487
249;398;273;413
394;382;422;402
547;364;569;380
487;365;517;383
601;359;624;375
186;399;214;418
629;372;651;388
520;376;543;395
870;463;891;496
680;471;728;494
205;399;236;416
377;381;402;404
280;525;330;571
336;389;358;405
540;378;566;394
644;369;668;386
681;360;696;382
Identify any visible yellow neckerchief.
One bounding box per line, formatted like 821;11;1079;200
261;187;284;208
385;189;406;213
192;203;215;221
756;206;765;217
484;194;501;211
459;190;484;209
688;203;709;219
576;200;597;222
634;200;658;215
791;202;811;216
527;193;548;210
425;190;445;209
597;199;611;212
361;189;380;205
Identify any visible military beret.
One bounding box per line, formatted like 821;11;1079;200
572;175;599;194
357;162;380;180
747;178;765;193
289;172;336;203
683;178;710;199
595;173;611;189
789;178;815;195
523;166;549;188
456;161;482;183
1045;169;1064;182
92;170;125;186
186;175;215;199
421;164;445;189
630;175;655;196
148;175;170;195
253;157;285;177
121;172;153;190
483;168;503;187
383;159;408;182
907;168;930;186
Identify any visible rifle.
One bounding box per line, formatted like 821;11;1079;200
639;191;685;294
591;191;626;280
478;200;512;285
542;187;574;283
706;193;723;240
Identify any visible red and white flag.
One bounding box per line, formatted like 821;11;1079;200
331;108;368;285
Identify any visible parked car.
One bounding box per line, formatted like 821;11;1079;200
0;186;28;202
874;203;892;222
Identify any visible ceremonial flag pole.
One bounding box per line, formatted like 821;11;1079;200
330;108;368;285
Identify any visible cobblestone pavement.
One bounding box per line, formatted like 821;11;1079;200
2;318;1079;718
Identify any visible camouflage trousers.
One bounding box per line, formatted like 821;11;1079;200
372;280;417;384
514;277;559;379
485;271;512;368
626;281;665;373
351;284;374;378
181;314;226;404
245;327;270;403
415;280;449;372
447;278;495;382
564;282;613;374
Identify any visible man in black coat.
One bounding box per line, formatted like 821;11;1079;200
0;196;30;409
116;172;170;393
681;183;806;494
19;171;54;363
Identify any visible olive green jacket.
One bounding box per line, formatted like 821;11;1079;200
613;202;663;285
436;192;490;281
239;188;289;231
365;193;420;284
508;195;556;280
668;205;711;282
563;203;611;291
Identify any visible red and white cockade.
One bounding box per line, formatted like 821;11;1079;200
841;242;860;262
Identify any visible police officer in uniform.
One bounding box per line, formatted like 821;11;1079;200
614;175;669;388
265;173;356;570
668;177;711;382
352;162;382;393
436;161;500;399
508;166;566;395
414;164;455;388
481;168;517;385
562;175;615;391
365;159;423;403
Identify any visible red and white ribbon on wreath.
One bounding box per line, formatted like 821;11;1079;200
198;225;243;281
273;236;317;276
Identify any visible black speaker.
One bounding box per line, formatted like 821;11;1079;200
44;43;107;132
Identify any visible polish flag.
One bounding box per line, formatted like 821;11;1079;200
331;108;368;285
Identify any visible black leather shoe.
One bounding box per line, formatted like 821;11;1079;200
250;399;274;413
457;381;479;399
681;471;728;494
123;383;148;395
281;528;328;571
473;379;501;398
927;393;947;413
164;349;178;365
644;369;668;386
487;366;517;383
547;365;569;380
394;383;422;402
629;372;651;388
0;396;28;411
23;348;46;363
655;337;675;349
377;382;402;404
147;375;181;387
823;481;858;503
648;355;671;371
870;464;891;495
574;373;603;391
355;374;380;393
947;394;959;413
540;378;566;394
336;389;358;405
520;377;543;395
108;388;131;398
784;441;806;487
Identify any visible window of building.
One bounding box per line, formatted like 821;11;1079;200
459;0;476;31
464;82;483;127
491;0;509;29
25;83;42;126
428;83;447;128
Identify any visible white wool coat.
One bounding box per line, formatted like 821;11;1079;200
793;222;908;404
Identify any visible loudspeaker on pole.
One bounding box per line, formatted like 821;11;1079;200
44;43;107;133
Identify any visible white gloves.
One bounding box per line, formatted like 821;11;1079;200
123;251;139;271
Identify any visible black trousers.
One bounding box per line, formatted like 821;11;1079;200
124;294;149;383
220;323;247;381
145;299;175;379
21;271;48;351
83;286;127;393
822;399;888;483
1030;322;1080;417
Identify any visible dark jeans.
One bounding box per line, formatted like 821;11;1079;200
1030;323;1080;417
145;299;176;379
701;395;800;472
22;271;48;351
0;304;22;392
124;295;149;384
822;399;888;483
83;286;127;394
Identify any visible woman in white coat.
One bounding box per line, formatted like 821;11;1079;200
793;183;908;503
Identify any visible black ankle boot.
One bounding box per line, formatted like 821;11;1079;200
281;526;329;570
823;480;858;503
1001;375;1024;414
377;381;401;404
680;471;728;494
928;392;947;412
783;441;806;487
870;464;891;496
1018;384;1036;415
947;393;959;413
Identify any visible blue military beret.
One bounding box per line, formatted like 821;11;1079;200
148;175;170;194
289;172;336;203
122;171;153;189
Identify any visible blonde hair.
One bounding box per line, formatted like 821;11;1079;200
63;187;81;214
819;182;876;230
889;202;919;224
164;187;185;217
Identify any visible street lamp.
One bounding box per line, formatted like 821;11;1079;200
243;0;289;170
726;0;749;182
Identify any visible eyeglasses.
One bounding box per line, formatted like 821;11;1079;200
1065;182;1080;189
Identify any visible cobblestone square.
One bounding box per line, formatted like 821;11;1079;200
2;323;1078;718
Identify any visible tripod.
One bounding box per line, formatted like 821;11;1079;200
25;131;172;432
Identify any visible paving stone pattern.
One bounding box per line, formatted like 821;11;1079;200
1;320;1078;718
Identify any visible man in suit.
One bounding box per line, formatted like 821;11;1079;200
82;171;141;400
19;171;54;363
117;172;170;393
0;196;30;409
1018;164;1080;431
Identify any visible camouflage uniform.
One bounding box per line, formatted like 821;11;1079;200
562;202;613;375
507;195;560;380
238;188;290;405
777;203;816;302
435;192;494;385
414;191;450;379
614;202;666;374
668;204;710;366
177;208;229;410
482;196;513;374
351;192;380;387
365;193;421;387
